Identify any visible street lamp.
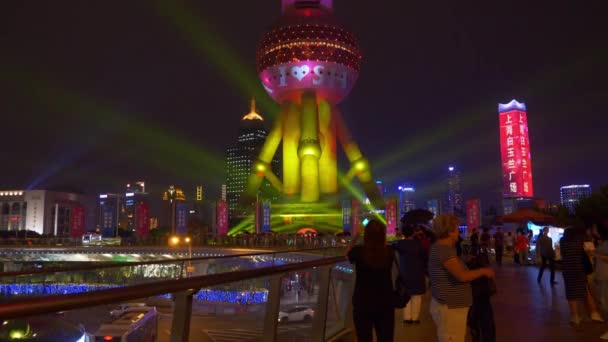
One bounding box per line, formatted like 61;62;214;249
169;235;195;276
184;236;194;276
169;235;180;246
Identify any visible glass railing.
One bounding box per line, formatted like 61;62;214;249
0;253;353;342
0;248;346;296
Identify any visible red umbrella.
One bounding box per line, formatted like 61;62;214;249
500;208;555;224
297;228;318;235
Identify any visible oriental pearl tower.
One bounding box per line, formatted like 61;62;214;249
242;0;383;212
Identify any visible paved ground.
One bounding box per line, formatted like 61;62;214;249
395;263;607;342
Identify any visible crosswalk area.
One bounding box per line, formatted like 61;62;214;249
203;324;310;342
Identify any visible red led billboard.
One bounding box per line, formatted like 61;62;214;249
499;100;534;198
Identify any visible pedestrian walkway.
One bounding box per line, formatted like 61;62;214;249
395;264;607;341
203;323;310;342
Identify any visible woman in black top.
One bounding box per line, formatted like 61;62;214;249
561;226;603;327
393;223;427;324
347;219;394;342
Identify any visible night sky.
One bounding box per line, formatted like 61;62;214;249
1;0;606;208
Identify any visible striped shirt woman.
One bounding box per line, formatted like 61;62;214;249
428;215;494;342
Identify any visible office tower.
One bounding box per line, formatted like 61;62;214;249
560;184;592;213
226;98;280;218
444;166;463;216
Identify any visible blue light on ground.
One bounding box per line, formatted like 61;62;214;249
0;284;268;304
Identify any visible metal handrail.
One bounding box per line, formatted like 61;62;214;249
0;246;344;278
0;255;347;320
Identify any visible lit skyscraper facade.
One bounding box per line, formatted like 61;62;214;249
444;166;463;216
560;184;592;213
124;181;149;234
226;99;279;218
499;99;534;198
398;186;416;213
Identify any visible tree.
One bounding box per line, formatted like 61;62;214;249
149;226;171;238
575;185;608;230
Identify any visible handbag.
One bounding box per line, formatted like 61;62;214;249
392;252;411;308
583;253;594;275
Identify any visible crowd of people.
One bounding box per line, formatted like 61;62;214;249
347;214;495;342
347;214;608;342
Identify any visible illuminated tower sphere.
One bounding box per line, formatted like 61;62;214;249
242;0;382;211
257;0;361;104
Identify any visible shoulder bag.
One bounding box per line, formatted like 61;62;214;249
392;250;411;308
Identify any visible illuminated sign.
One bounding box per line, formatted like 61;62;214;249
176;203;188;235
499;100;534;198
196;186;203;201
99;194;108;199
70;206;85;238
385;199;397;235
342;200;351;233
260;61;357;103
262;201;271;232
136;202;150;238
466;199;481;233
217;200;229;235
125;192;134;197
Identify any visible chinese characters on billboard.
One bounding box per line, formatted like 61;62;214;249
136;202;150;238
499;100;534;198
176;203;188;235
466;199;481;233
217;200;228;235
386;199;397;235
70;206;85;238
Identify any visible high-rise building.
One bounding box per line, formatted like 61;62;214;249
499;99;534;198
560;184;592;213
124;181;149;235
226;98;280;218
398;186;416;213
444;166;463;216
98;193;123;237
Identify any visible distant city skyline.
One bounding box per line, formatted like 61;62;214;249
0;1;605;209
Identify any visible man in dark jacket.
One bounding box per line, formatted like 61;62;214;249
537;227;557;285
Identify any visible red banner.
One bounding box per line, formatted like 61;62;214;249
217;200;228;235
499;103;534;198
70;205;85;238
466;199;481;233
136;202;150;238
386;199;397;235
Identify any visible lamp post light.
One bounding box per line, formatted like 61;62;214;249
185;236;195;276
169;235;195;277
